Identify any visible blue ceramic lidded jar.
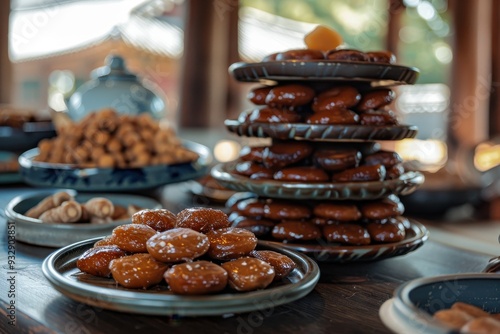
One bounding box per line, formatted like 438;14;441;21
67;55;165;121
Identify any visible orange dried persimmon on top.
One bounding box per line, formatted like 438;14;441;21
304;25;343;51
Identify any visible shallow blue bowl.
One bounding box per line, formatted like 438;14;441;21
18;140;212;191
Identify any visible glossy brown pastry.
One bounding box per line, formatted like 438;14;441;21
264;200;312;220
364;150;403;168
313;202;362;221
164;260;228;295
265;84;315;108
109;253;168;289
356;89;395;112
76;245;127;277
313;149;361;171
109;224;157;253
249;250;296;280
332;164;386;182
222;257;275;291
323;223;371;245
247;107;303;123
262;141;313;169
312;86;361;112
274;166;330;182
366;219;405;243
366;51;396;64
386;163;405;179
248;86;272;105
176;207;231;233
231;215;276;237
272;221;321;241
146;228;210;262
239;145;265;163
234;161;274;179
306;109;360;125
359;110;398;126
206;227;258;260
360;196;404;220
132;209;176;232
231;197;267;217
274;49;325;61
326;49;370;62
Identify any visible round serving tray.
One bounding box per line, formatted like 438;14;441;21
18;140;212;191
229;60;420;86
0;121;56;153
42;238;320;316
211;162;425;201
260;219;428;263
225;120;418;142
5;190;162;247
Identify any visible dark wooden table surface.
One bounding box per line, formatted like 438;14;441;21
0;185;494;334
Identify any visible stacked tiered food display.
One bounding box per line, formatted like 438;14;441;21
212;26;429;261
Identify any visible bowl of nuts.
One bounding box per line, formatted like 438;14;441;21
380;273;500;334
18;109;212;191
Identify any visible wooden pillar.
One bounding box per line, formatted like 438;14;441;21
179;0;239;128
0;0;11;104
448;0;492;149
387;0;404;55
489;0;500;137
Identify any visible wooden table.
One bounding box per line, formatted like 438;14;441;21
0;185;494;334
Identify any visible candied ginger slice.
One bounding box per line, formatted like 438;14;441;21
304;25;343;51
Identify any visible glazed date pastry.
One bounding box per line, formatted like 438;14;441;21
222;257;275;292
272;221;321;241
146;228;210;263
358;110;399;126
265;84;315;108
164;261;228;295
247;107;303;123
363;150;403;168
356;89;395;112
249;250;296;280
313;202;362;222
313;149;361;171
323;223;371;245
239;146;265;163
233;161;274;179
248;86;272;105
109;253;168;289
231;215;276;237
326;49;370;62
306;109;360;125
176;207;231;233
273;49;325;61
366;51;396;64
262;141;314;169
231;197;267;218
312;86;361;112
433;309;473;330
109;224;157;253
274;166;330;183
132;208;176;232
366;219;405;243
263;200;312;220
360;195;405;220
206;227;258;260
76;245;127;277
332;164;386;182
